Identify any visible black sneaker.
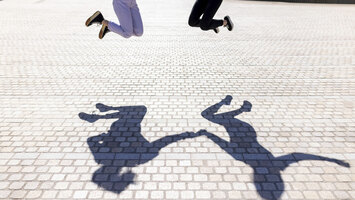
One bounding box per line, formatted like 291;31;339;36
85;11;104;27
213;27;219;34
224;16;234;31
99;23;110;39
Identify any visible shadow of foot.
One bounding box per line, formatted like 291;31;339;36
78;112;99;123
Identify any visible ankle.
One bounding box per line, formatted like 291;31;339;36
223;20;227;26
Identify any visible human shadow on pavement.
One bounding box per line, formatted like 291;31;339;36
198;95;350;200
79;104;199;194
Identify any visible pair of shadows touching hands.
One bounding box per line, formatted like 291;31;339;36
79;96;350;200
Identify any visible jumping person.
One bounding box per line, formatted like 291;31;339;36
85;0;143;39
188;0;233;34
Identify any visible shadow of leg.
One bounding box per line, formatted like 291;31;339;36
78;112;99;123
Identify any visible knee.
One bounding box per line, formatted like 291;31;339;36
188;20;195;27
200;21;210;31
122;32;133;38
188;18;198;27
134;29;144;37
200;24;209;31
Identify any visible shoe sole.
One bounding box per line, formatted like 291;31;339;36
85;11;102;27
99;25;107;39
225;16;234;31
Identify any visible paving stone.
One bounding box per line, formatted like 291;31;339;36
151;191;164;199
73;190;88;199
0;190;10;199
135;191;149;199
165;191;179;199
41;191;58;199
181;191;195;199
9;190;27;199
26;190;42;199
57;190;73;199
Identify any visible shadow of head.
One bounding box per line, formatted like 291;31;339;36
92;163;137;194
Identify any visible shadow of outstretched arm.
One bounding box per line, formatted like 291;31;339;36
277;152;350;170
151;132;200;150
199;130;238;157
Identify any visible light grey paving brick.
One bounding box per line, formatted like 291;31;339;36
318;191;336;199
73;190;88;199
165;191;179;199
0;190;10;199
228;191;243;199
181;191;195;199
57;190;73;199
135;191;149;199
151;191;164;199
26;190;42;199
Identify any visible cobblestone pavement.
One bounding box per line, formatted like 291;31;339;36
1;0;355;199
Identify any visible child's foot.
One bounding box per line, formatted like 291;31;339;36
213;27;219;34
85;11;104;27
224;16;234;31
99;23;110;39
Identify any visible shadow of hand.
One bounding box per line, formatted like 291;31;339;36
333;159;351;168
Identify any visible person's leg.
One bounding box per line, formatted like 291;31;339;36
188;0;207;27
107;0;134;38
200;0;224;31
130;0;143;37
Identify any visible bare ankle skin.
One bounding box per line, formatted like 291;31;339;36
223;20;227;26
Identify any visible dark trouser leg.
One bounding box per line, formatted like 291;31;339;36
200;0;223;31
188;0;207;27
